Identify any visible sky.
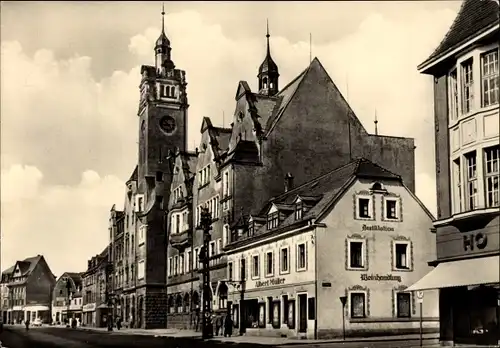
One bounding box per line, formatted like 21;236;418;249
0;1;461;277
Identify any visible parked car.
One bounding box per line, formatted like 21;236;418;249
32;318;42;327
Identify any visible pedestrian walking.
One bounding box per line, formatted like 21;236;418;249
224;315;233;337
215;314;223;336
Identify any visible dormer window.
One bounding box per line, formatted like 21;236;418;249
295;201;303;220
370;182;386;192
267;212;279;229
248;222;255;236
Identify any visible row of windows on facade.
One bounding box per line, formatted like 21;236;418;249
448;48;499;120
227;239;411;282
84;289;104;305
452;145;500;213
168;237;223;277
54;297;83;307
141;84;177;100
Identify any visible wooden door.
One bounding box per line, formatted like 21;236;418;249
298;294;307;333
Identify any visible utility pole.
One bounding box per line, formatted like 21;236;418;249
65;278;72;328
199;207;213;339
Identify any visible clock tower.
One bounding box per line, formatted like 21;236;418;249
137;6;188;189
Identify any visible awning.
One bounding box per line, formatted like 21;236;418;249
406;255;500;292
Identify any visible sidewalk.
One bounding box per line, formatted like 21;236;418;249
74;325;440;346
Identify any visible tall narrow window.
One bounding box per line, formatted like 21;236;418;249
252;255;260;278
175;214;180;234
266;252;274;276
461;59;474;114
228;262;233;280
453;158;462;213
449;69;459;120
350;293;366;318
297;243;307;271
240;258;246;281
179;253;185;274
187;250;192;272
485;146;500;207
481;50;499;107
394;242;409;270
465;151;478;210
349;241;364;269
280;247;289;273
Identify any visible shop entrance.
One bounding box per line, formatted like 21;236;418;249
298;294;307;333
453;286;499;346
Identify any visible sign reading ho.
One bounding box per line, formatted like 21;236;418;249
463;232;487;252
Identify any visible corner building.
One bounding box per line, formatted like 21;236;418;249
225;159;439;339
165;25;420;329
407;0;500;346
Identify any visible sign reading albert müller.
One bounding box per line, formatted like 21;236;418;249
360;273;402;282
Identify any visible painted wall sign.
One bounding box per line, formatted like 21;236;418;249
362;224;395;232
463;232;488;252
360;273;402;282
255;278;285;288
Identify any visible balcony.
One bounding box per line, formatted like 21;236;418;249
169;229;192;250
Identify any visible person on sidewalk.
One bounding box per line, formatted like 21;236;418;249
215;314;222;336
224;315;232;337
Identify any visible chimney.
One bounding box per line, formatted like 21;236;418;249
284;172;294;192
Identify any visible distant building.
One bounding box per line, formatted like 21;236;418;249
408;0;499;346
51;272;83;325
81;247;109;327
224;158;438;339
0;255;56;324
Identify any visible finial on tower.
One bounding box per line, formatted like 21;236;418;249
161;2;166;33
266;19;270;55
374;110;379;135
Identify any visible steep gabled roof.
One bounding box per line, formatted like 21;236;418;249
256;158;402;230
265;57;367;137
419;0;499;71
126;165;138;183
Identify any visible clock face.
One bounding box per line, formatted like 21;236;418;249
159;116;176;134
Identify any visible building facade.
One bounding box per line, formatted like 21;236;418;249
225;158;439;339
0;255;56;324
81;247;109;327
108;8;190;329
51;272;83;325
407;0;500;346
165;22;421;330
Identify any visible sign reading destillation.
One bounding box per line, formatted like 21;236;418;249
362;224;395;232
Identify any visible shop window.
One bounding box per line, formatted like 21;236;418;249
347;239;366;270
286;298;295;329
350;292;366;318
267;297;273;324
258;303;266;328
396;292;411;318
308;297;316;320
272;301;281;329
280;247;290;274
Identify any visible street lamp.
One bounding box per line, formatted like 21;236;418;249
105;262;114;332
65;278;72;328
198;206;213;339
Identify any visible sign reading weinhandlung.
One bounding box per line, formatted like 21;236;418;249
255;278;285;288
361;273;401;282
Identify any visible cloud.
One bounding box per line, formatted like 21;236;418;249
1;165;123;276
1;7;457;273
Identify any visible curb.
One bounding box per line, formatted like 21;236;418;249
278;336;439;346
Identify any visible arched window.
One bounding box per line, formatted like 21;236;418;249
218;282;228;310
168;296;174;314
262;77;268;89
184;293;190;312
176;294;183;313
370;182;386;192
192;291;200;310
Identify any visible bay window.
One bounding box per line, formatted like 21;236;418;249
465;151;478;210
485;146;500;207
481;49;499;107
461;59;474;114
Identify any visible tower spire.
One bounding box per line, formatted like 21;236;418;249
161;2;165;34
258;19;279;96
266;19;270;56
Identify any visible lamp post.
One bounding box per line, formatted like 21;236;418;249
105;262;114;332
339;296;347;340
65;278;72;328
198;206;213;339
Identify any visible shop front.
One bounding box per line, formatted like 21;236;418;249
228;277;316;339
407;255;500;346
